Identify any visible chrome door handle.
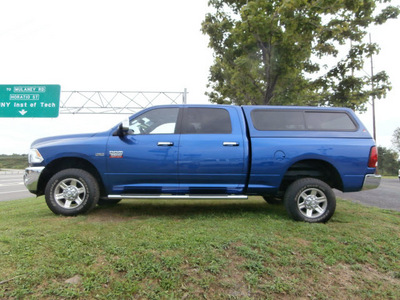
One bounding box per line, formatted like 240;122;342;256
157;142;174;146
223;142;239;147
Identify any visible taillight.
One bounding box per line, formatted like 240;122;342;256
368;146;378;168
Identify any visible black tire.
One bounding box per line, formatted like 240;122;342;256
284;178;336;223
45;169;100;216
97;199;121;206
263;195;283;205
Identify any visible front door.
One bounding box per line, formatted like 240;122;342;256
106;107;180;194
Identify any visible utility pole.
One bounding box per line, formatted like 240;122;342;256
183;88;187;104
369;33;377;142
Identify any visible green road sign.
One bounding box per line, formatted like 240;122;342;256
0;85;61;118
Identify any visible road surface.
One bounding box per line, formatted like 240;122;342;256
335;177;400;212
0;171;32;202
1;172;399;212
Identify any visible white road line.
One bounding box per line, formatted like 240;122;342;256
0;190;29;195
0;179;23;182
0;183;24;187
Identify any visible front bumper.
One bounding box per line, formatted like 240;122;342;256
361;174;381;190
24;166;45;194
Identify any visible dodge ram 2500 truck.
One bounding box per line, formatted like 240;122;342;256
24;105;381;223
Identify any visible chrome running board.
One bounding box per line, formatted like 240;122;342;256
108;194;248;200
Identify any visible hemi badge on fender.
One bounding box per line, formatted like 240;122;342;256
109;151;123;158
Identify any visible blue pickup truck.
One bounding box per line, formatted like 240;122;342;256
24;105;380;223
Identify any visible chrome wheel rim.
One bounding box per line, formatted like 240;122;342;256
297;188;328;219
54;178;86;209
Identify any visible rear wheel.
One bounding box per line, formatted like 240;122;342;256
45;169;99;216
284;178;336;223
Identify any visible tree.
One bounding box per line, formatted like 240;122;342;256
392;127;400;153
202;0;399;109
378;146;400;176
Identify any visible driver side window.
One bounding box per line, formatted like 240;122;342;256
129;108;179;135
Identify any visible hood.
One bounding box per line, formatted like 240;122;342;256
31;132;98;148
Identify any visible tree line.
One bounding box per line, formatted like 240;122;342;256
380;128;400;176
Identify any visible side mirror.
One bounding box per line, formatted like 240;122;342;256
113;118;130;137
121;118;129;132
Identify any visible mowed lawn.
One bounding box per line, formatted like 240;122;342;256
1;196;399;299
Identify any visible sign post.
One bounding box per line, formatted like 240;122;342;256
0;85;60;118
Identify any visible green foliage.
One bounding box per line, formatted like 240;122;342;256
392;127;400;153
1;197;400;299
0;154;28;170
378;146;399;176
202;0;399;110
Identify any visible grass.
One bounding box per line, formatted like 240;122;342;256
1;197;399;299
0;154;28;170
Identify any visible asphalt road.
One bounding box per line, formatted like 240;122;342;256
335;177;400;212
1;172;399;212
0;172;32;202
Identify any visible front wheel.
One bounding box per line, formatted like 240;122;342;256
284;178;336;223
45;169;100;216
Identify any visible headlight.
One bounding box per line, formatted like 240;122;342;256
28;149;44;164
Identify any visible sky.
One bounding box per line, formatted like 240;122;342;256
0;0;399;154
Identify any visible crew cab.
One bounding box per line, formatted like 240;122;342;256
24;105;380;222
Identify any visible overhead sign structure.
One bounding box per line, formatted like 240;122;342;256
0;85;61;118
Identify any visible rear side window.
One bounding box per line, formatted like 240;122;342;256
304;112;357;131
181;108;232;134
251;111;305;130
251;109;357;131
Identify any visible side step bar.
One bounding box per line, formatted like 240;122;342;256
108;194;248;200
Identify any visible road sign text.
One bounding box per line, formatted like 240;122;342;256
0;85;60;118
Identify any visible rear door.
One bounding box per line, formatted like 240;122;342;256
178;106;247;194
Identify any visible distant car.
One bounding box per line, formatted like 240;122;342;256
398;169;400;181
